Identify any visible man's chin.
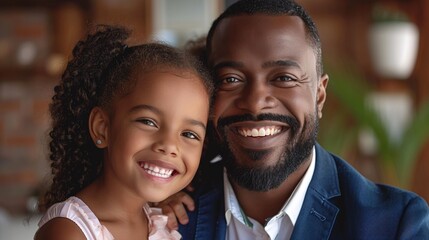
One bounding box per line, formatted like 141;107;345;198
221;140;314;191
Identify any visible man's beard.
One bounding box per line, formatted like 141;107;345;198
217;112;318;192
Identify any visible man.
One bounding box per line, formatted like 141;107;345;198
160;0;429;239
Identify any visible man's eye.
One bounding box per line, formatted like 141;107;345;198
224;77;238;83
137;118;157;127
275;75;295;82
224;77;240;83
182;131;200;140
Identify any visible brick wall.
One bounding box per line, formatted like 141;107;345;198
0;8;54;216
0;1;152;216
0;78;54;215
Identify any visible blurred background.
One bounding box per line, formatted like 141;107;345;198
1;0;428;238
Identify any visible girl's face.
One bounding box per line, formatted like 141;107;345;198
101;69;209;203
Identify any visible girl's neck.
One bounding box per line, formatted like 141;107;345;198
76;176;150;239
78;175;146;217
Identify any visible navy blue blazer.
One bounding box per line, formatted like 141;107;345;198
179;143;429;239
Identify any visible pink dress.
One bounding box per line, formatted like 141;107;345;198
38;196;181;240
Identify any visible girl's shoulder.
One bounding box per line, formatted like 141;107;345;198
34;217;87;240
36;196;114;240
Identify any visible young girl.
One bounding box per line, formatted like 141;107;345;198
34;25;213;240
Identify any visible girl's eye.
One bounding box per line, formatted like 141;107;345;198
137;118;158;127
182;131;200;140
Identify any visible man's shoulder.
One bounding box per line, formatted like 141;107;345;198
309;145;429;238
312;144;427;212
322;148;423;205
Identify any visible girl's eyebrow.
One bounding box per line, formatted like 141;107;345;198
130;104;161;115
187;119;207;131
130;104;207;131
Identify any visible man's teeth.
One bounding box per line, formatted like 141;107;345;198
238;127;282;137
142;162;174;178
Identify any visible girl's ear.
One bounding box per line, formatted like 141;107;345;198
89;107;109;148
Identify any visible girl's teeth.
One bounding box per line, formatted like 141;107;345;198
141;163;174;178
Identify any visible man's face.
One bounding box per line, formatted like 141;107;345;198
209;14;328;191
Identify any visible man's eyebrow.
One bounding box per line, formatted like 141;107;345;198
213;60;301;71
213;61;244;71
262;60;302;69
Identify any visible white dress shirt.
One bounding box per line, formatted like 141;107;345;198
223;147;316;240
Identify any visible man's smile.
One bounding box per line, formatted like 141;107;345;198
237;126;283;137
222;121;291;150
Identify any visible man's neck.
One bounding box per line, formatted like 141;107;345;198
230;158;312;225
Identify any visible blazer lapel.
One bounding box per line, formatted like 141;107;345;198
291;143;341;240
194;182;226;240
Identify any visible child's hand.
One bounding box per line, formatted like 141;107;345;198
156;185;195;230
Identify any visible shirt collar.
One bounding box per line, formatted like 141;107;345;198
283;146;316;225
223;146;316;227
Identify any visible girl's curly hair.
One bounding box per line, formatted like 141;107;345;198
38;25;213;211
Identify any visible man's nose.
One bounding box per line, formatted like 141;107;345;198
152;132;179;157
235;80;277;114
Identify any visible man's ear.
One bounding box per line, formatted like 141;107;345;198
316;73;329;119
89;107;109;148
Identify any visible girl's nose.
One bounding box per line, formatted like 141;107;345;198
152;134;179;157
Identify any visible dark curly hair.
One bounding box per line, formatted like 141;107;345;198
206;0;323;77
38;25;214;211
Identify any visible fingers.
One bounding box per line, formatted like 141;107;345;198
170;193;195;222
162;205;180;230
178;192;195;212
157;191;196;230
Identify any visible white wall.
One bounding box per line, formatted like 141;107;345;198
151;0;220;46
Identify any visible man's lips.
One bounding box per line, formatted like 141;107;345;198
228;121;289;137
225;122;290;149
237;126;283;137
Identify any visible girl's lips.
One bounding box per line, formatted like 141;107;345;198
138;161;177;179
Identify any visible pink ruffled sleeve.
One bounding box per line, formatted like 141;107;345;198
144;205;182;240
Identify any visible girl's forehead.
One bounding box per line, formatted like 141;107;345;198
135;65;198;79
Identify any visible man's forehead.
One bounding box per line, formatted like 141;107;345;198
210;14;307;48
209;14;310;59
216;14;303;30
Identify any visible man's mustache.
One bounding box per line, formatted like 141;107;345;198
217;113;300;134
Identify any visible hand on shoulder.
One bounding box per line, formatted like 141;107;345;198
155;188;195;230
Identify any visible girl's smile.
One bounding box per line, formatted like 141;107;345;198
140;161;175;179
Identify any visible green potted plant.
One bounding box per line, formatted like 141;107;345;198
320;64;429;188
